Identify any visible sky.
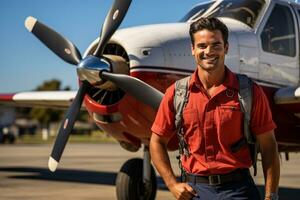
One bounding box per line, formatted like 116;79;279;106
0;0;206;93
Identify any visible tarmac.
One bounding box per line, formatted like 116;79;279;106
0;143;299;200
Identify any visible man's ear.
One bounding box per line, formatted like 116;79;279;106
224;43;229;54
191;44;195;56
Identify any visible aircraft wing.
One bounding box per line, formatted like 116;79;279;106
274;86;300;117
0;91;80;109
274;86;300;104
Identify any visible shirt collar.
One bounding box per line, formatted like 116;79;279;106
189;66;239;91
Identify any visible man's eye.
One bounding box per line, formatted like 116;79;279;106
213;44;222;49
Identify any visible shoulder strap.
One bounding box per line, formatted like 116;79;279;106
236;74;255;144
236;74;258;176
174;76;190;130
174;76;191;157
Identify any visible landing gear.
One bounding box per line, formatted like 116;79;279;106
116;145;157;200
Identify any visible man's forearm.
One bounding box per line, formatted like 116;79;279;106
150;135;178;188
257;131;280;198
261;141;280;196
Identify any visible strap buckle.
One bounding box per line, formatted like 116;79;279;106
208;175;221;185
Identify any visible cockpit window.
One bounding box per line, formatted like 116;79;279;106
261;4;296;57
180;2;214;22
181;0;266;28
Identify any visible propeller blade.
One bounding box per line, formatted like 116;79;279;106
101;72;163;110
94;0;132;57
25;16;82;65
48;82;89;172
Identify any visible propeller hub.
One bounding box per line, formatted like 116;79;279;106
77;55;111;87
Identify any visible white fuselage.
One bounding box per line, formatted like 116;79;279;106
85;0;300;88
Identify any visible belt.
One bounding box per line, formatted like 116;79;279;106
184;169;250;186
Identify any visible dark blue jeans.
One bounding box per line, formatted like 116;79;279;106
188;177;261;200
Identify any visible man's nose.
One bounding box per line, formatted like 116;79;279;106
204;46;214;54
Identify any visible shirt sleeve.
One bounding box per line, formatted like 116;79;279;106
151;84;176;138
250;83;277;135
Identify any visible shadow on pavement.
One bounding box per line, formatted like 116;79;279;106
1;166;299;199
0;166;116;185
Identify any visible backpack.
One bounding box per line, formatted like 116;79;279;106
174;74;259;176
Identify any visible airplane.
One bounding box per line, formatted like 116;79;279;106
1;0;300;199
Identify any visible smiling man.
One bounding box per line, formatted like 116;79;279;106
150;17;280;200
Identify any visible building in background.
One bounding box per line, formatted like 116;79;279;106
0;106;17;143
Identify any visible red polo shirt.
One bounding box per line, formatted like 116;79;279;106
151;67;276;175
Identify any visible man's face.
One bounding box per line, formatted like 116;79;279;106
191;29;228;72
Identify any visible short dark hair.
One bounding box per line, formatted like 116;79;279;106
189;17;228;46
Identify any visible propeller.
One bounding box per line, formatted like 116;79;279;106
94;0;132;57
25;16;82;65
26;0;163;172
101;72;163;110
48;82;89;171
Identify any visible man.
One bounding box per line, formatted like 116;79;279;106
150;17;280;200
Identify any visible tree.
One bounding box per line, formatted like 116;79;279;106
29;79;64;129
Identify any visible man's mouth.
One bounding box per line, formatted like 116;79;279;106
202;57;218;62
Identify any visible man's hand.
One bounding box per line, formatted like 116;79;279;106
169;182;197;200
150;133;197;199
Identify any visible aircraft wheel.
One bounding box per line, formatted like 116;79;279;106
116;158;157;200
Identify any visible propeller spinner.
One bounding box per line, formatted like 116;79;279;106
25;0;163;172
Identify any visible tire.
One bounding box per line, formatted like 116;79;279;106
116;158;157;200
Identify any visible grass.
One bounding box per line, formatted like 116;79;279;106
15;130;117;144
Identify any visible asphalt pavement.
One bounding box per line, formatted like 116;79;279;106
0;143;299;200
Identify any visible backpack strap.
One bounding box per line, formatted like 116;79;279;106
232;74;258;176
231;74;255;152
237;74;254;144
174;76;191;157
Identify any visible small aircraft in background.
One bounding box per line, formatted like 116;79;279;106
1;0;300;199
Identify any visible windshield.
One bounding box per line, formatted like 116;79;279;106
180;1;214;22
181;0;266;28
